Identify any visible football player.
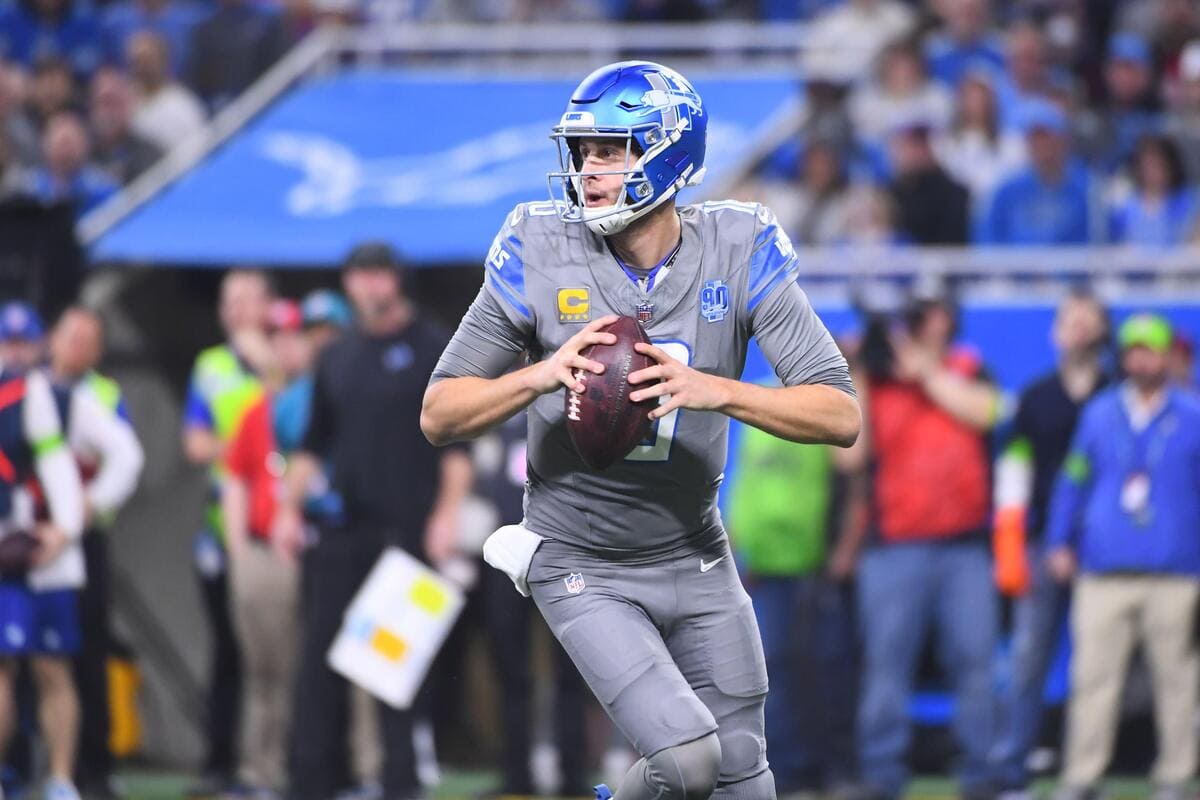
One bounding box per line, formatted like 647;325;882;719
422;61;860;800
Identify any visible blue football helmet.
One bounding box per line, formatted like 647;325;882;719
548;61;708;236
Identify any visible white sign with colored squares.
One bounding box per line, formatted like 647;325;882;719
327;547;465;709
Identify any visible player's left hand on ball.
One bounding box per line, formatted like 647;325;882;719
629;342;728;419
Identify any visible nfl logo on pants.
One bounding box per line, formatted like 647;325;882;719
564;573;586;594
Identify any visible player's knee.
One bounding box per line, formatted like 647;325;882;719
716;726;767;784
645;732;722;798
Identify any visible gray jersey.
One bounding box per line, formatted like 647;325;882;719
431;199;853;558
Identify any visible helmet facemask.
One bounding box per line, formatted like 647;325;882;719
547;119;699;236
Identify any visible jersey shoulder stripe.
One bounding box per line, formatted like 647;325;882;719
747;206;798;312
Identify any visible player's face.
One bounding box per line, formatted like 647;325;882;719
576;137;630;209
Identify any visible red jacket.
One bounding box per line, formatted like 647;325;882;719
869;348;991;542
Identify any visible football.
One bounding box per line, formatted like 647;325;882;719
0;530;38;578
565;316;658;470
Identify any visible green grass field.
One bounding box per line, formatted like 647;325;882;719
114;771;1163;799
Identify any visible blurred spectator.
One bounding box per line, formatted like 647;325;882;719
0;299;44;368
1108;135;1197;246
30;111;118;216
46;306;144;800
1077;32;1163;175
99;0;208;77
0;302;85;800
759;0;840;21
727;424;856;796
992;290;1111;797
840;184;906;246
923;0;1005;87
804;0;916;85
182;269;275;798
27;57;75;133
1046;314;1200;800
273;244;470;800
513;0;603;22
185;0;285;112
0;129;34;198
753;139;853;246
796;72;857;164
1164;40;1200;182
88;66;161;186
1000;22;1056;127
0;61;40;165
974;100;1096;244
887;121;969;244
1120;0;1200;74
0;0;101;76
847;291;1002;800
126;30;204;153
222;299;309;797
850;38;952;149
622;0;708;21
1168;330;1195;389
932;70;1028;204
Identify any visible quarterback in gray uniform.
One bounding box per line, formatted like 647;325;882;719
423;61;860;800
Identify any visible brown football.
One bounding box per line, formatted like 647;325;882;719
564;316;658;470
0;530;37;578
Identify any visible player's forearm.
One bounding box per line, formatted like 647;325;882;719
717;380;861;447
421;369;541;445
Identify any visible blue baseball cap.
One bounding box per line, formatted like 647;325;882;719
1108;32;1151;68
1018;99;1069;136
0;302;44;342
301;290;352;329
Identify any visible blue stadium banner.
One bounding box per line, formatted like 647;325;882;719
91;70;797;267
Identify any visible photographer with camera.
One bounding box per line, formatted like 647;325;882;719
843;287;1003;800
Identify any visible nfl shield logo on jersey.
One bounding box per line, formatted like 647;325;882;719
699;280;729;323
564;573;586;594
636;301;655;324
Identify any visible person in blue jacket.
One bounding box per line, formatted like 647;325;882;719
974;100;1096;245
1045;313;1200;800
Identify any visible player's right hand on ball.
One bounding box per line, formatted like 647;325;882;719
525;315;619;395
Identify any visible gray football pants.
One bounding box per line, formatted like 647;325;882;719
528;535;776;799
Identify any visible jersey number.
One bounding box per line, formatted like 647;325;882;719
625;342;690;463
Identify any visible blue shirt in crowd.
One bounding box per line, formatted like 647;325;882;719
0;2;101;74
924;33;1006;87
1044;384;1200;576
1109;188;1199;247
974;162;1095;245
30;166;119;217
100;0;210;75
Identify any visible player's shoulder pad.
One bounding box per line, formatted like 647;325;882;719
483;201;569;322
696;200;798;312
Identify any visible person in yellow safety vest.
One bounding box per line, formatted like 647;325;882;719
181;270;276;796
